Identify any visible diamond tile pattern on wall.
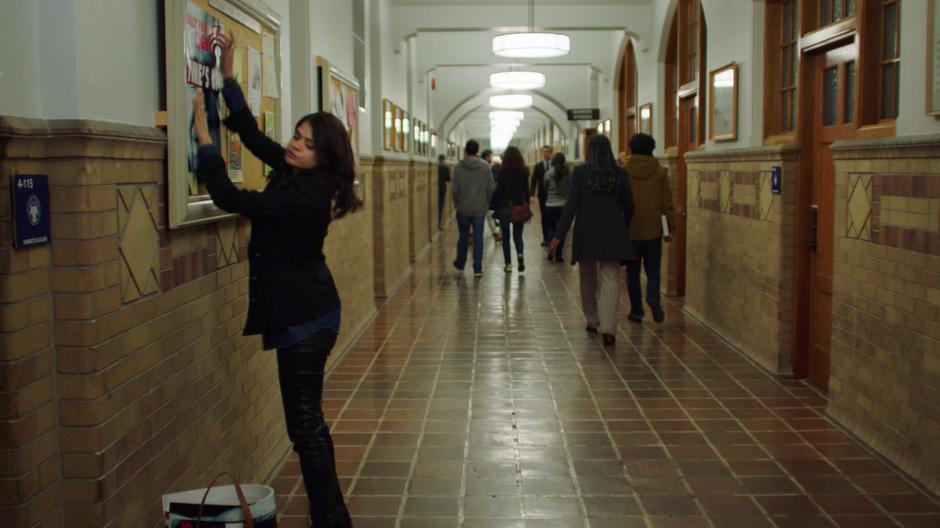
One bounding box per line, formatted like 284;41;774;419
758;172;776;220
719;171;733;213
216;221;239;268
846;174;872;240
118;186;160;302
689;172;701;209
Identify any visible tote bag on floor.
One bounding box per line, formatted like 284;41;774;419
163;473;277;528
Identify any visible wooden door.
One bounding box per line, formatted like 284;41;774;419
674;95;698;297
583;128;597;159
804;42;858;389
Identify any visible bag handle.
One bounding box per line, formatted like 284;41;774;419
195;472;255;528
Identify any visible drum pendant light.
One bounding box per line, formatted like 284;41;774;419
492;0;570;58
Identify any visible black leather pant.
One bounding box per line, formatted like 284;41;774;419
277;330;351;527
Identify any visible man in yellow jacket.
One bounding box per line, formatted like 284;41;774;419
623;133;676;324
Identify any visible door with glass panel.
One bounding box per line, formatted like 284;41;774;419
806;41;858;390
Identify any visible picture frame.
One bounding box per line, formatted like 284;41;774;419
927;0;940;115
164;0;281;229
383;99;394;150
399;110;409;153
316;56;360;159
709;62;738;141
638;103;653;135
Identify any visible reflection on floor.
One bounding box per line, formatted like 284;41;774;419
271;224;940;528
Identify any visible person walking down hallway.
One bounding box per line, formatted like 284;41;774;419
551;134;635;347
543;152;571;263
492;146;532;273
192;32;357;528
437;154;450;230
624;133;676;324
530;145;553;246
452;139;496;277
480;149;502;242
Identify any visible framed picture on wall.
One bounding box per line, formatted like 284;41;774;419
638;103;653;135
393;106;403;151
709;62;738;141
316;56;360;159
927;0;940;115
163;0;282;228
383;99;394;150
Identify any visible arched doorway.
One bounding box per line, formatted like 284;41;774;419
663;0;706;298
617;39;638;156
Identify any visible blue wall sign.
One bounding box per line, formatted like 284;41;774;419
771;166;782;195
11;174;51;248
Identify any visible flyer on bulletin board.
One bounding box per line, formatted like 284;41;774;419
262;33;278;98
247;47;261;116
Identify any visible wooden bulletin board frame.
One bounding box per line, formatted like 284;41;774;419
639;103;653;135
383;99;393;150
316;56;361;159
928;0;940;115
399;110;409;153
164;0;282;229
709;62;738;141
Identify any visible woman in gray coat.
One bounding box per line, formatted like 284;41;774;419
550;134;635;346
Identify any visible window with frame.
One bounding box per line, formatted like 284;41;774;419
859;0;901;125
764;0;800;140
818;0;856;27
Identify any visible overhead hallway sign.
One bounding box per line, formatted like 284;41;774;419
567;108;600;121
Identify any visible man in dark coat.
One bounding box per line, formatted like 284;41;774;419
530;145;553;246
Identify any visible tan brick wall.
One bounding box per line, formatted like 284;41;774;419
0;116;377;527
828;135;940;496
660;151;680;297
683;146;799;373
325;158;377;366
0;117;60;528
408;160;431;262
371;158;412;298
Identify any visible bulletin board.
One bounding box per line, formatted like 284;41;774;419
316;56;360;159
164;0;282;228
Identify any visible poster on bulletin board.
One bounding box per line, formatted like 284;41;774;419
164;0;282;229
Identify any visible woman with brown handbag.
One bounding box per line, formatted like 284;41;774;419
491;146;532;272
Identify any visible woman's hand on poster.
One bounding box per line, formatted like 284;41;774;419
193;90;212;147
220;31;235;80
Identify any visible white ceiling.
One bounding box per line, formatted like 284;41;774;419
391;0;655;148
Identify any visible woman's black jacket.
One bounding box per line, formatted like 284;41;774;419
197;106;340;336
492;168;531;210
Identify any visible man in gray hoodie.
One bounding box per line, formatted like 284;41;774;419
452;139;496;276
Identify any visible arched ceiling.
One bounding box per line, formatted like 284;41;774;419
388;0;654;150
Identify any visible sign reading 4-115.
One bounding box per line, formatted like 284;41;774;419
10;174;51;249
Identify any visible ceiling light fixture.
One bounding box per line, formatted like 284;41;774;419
492;0;570;58
490;94;533;109
490;71;546;90
490;111;525;120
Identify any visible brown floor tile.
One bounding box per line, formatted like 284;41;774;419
260;229;937;527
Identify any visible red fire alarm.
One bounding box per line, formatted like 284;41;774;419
431;77;436;91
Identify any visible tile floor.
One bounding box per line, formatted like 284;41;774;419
271;225;940;527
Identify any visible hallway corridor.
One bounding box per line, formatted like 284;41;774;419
271;227;940;528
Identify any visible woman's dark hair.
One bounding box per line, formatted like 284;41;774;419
628;133;656;156
586;134;619;193
550;152;567;182
500;146;526;172
295;112;362;219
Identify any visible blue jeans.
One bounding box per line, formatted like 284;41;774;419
545;206;565;259
626;238;663;315
455;214;485;272
438;189;446;227
495;209;524;264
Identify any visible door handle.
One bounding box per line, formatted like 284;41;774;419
807;204;818;251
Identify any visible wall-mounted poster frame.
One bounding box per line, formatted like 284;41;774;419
316;56;360;158
709;62;738;141
393;106;403;151
383;99;394;150
164;0;282;229
927;0;940;115
400;110;410;153
638;103;653;135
